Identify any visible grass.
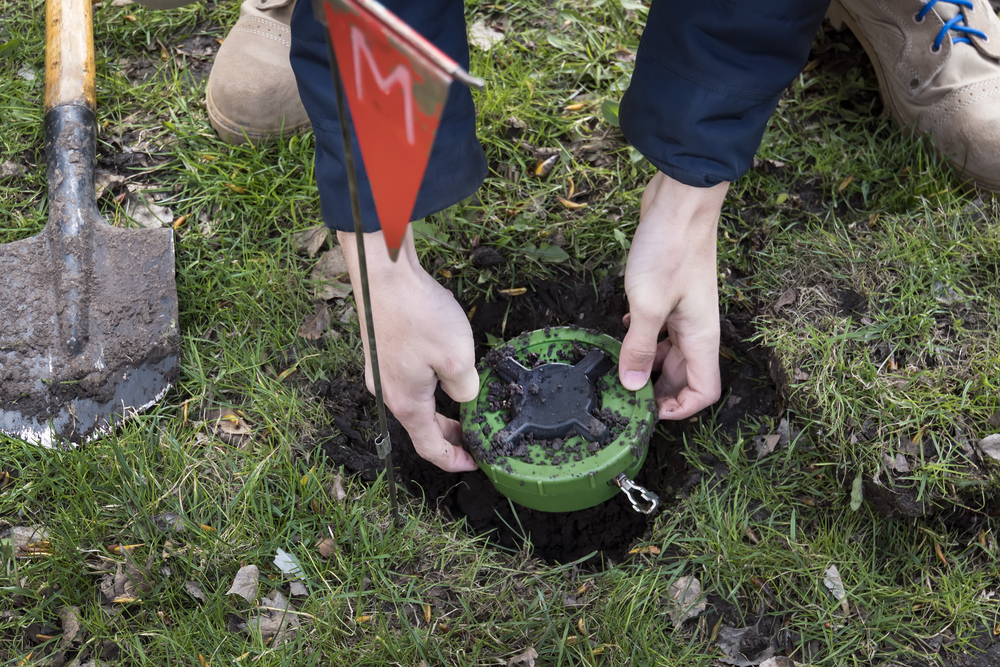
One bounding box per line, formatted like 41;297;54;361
3;0;1000;665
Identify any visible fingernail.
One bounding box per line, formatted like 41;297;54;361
623;371;647;390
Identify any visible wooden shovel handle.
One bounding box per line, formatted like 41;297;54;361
44;0;96;112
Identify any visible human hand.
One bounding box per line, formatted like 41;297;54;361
617;171;729;420
338;228;479;472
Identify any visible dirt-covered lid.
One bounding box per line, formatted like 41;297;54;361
461;327;656;513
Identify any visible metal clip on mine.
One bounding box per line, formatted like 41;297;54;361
613;472;660;515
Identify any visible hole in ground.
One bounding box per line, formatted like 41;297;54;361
312;273;781;564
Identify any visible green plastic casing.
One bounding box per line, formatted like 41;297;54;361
460;327;656;513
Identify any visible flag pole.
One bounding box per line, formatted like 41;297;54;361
322;34;403;527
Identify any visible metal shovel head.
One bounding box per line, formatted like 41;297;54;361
0;107;179;448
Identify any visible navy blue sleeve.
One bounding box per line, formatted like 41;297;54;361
620;0;830;187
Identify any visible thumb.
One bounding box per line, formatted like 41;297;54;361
619;311;662;391
438;361;481;404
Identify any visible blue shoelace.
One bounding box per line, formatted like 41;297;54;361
917;0;989;50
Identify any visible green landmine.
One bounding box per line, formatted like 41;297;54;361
461;327;656;513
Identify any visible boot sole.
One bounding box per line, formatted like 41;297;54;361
206;81;311;146
827;0;1000;191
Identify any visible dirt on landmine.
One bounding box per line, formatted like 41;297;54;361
462;337;634;469
313;274;781;564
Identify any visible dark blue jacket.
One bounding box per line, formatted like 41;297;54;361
289;0;830;232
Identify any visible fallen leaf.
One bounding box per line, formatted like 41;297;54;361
125;189;172;228
759;658;796;667
772;287;797;314
242;591;298;643
850;470;864;511
203;408;252;447
315;537;336;559
664;575;706;628
273;549;304;578
978;434;1000;462
225;183;246;194
330;473;347;502
717;623;776;666
100;557;151;604
469;19;504;50
755;434;781;458
556;196;587;209
9;526;49;552
311;247;353;300
823;565;850;615
184;581;206;604
499;287;527;297
93;168;125;200
0;160;22;179
507;647;538;667
613;48;636;62
534;154;558;177
227;565;260;603
838;175;854;192
58;606;84;649
294;225;328;258
297;302;330;340
628;545;660;555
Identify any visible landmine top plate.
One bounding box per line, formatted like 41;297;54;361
461;327;656;513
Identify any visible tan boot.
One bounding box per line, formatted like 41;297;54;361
828;0;1000;190
206;0;310;144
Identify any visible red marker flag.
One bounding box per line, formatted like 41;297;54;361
315;0;481;260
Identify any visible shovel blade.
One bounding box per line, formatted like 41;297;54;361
0;220;179;447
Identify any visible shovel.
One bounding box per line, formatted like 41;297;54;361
0;0;179;448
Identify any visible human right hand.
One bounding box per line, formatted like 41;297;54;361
338;228;480;472
617;171;729;420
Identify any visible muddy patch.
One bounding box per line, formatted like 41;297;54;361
313;273;781;564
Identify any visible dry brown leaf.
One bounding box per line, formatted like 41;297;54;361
755;434;781;458
772;287;797;314
665;575;706;628
823;565;850;615
185;581;206;604
58;606;84;649
241;591;299;644
93;168;126;200
10;526;49;552
499;287;527;297
203;408;252;447
125;188;172;228
297;302;331;340
315;537;336;559
628;545;660;555
312;247;353;300
507;647;538;667
469;19;504;50
556;196;587;210
330;473;347;502
0;160;23;178
227;564;260;603
838;175;854;192
294;225;329;258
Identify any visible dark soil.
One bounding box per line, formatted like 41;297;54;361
313;272;782;565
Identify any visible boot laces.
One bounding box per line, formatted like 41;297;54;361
917;0;989;51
